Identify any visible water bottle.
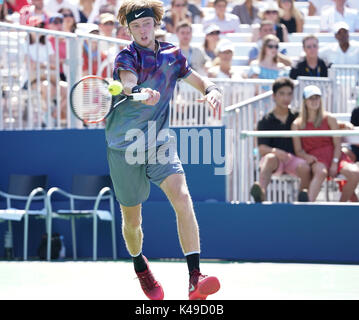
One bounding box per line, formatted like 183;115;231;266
59;235;66;260
4;231;13;260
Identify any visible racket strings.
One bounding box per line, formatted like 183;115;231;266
72;78;112;123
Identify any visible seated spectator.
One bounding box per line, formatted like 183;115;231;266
202;0;241;34
248;20;291;66
319;21;359;65
99;12;115;37
81;23;110;78
250;77;311;203
162;0;192;34
277;0;304;33
203;24;220;61
248;35;289;86
58;7;76;33
87;0;119;24
6;0;28;13
116;24;131;41
0;0;9;21
291;85;359;202
231;0;260;25
308;0;332;16
78;0;95;23
176;21;209;76
253;1;289;42
20;0;49;27
155;29;167;42
289;35;328;79
320;0;359;32
44;0;80;22
343;106;359;163
208;39;242;79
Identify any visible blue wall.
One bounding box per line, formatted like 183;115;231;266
0;129;359;264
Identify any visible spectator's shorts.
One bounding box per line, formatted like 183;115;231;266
260;153;307;177
107;138;184;207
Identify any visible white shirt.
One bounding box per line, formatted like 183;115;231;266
44;0;80;22
320;6;359;32
319;40;359;65
202;13;241;34
346;0;359;11
309;0;332;15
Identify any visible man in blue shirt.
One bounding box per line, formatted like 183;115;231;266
107;0;221;300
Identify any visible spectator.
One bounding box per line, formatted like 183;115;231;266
202;0;241;34
162;0;192;34
99;12;115;37
203;24;220;61
78;0;95;23
248;34;289;83
81;23;110;78
19;0;49;26
308;0;332;16
291;85;359;202
343;106;359;163
289;35;328;79
253;1;289;42
6;0;28;13
248;20;291;66
250;77;311;203
0;0;9;21
116;24;131;41
320;0;359;32
58;7;76;33
208;39;242;79
319;21;359;65
277;0;304;33
231;0;260;25
44;0;80;22
87;0;120;23
176;21;209;76
155;29;167;42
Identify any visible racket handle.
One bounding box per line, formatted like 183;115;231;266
131;92;150;101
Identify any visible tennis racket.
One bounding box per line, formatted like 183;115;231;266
70;75;150;124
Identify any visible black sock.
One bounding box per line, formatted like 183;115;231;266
133;253;147;273
186;253;200;274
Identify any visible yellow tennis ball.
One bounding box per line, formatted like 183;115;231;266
108;81;123;96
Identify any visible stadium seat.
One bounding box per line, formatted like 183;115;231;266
0;174;48;260
46;175;117;261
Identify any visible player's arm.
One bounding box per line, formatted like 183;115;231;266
184;70;222;111
119;70;160;106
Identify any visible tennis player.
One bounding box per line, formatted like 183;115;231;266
106;0;221;300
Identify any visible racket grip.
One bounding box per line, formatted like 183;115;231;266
131;92;150;101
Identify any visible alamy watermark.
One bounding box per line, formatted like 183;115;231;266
124;121;233;176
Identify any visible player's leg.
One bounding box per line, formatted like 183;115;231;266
160;173;220;300
107;148;163;300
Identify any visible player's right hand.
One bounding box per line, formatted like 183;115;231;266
141;88;160;106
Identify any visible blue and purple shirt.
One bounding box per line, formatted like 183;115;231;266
105;40;192;151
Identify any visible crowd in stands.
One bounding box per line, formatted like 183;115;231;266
1;0;359;202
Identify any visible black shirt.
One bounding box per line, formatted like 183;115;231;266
280;17;296;33
257;109;299;154
289;57;328;80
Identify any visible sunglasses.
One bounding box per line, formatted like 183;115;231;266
62;13;74;18
51;19;63;24
208;31;220;36
174;3;186;7
267;44;279;49
304;44;318;49
265;10;278;14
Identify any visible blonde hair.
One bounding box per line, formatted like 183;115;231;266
277;0;303;28
117;0;164;26
259;34;279;63
299;96;324;129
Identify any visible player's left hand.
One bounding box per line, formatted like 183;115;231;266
197;89;222;113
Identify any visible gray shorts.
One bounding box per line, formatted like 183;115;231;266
107;139;184;207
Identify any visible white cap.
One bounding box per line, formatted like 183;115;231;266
333;21;349;34
205;24;220;35
260;1;279;13
303;85;322;99
217;39;234;53
76;23;99;34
